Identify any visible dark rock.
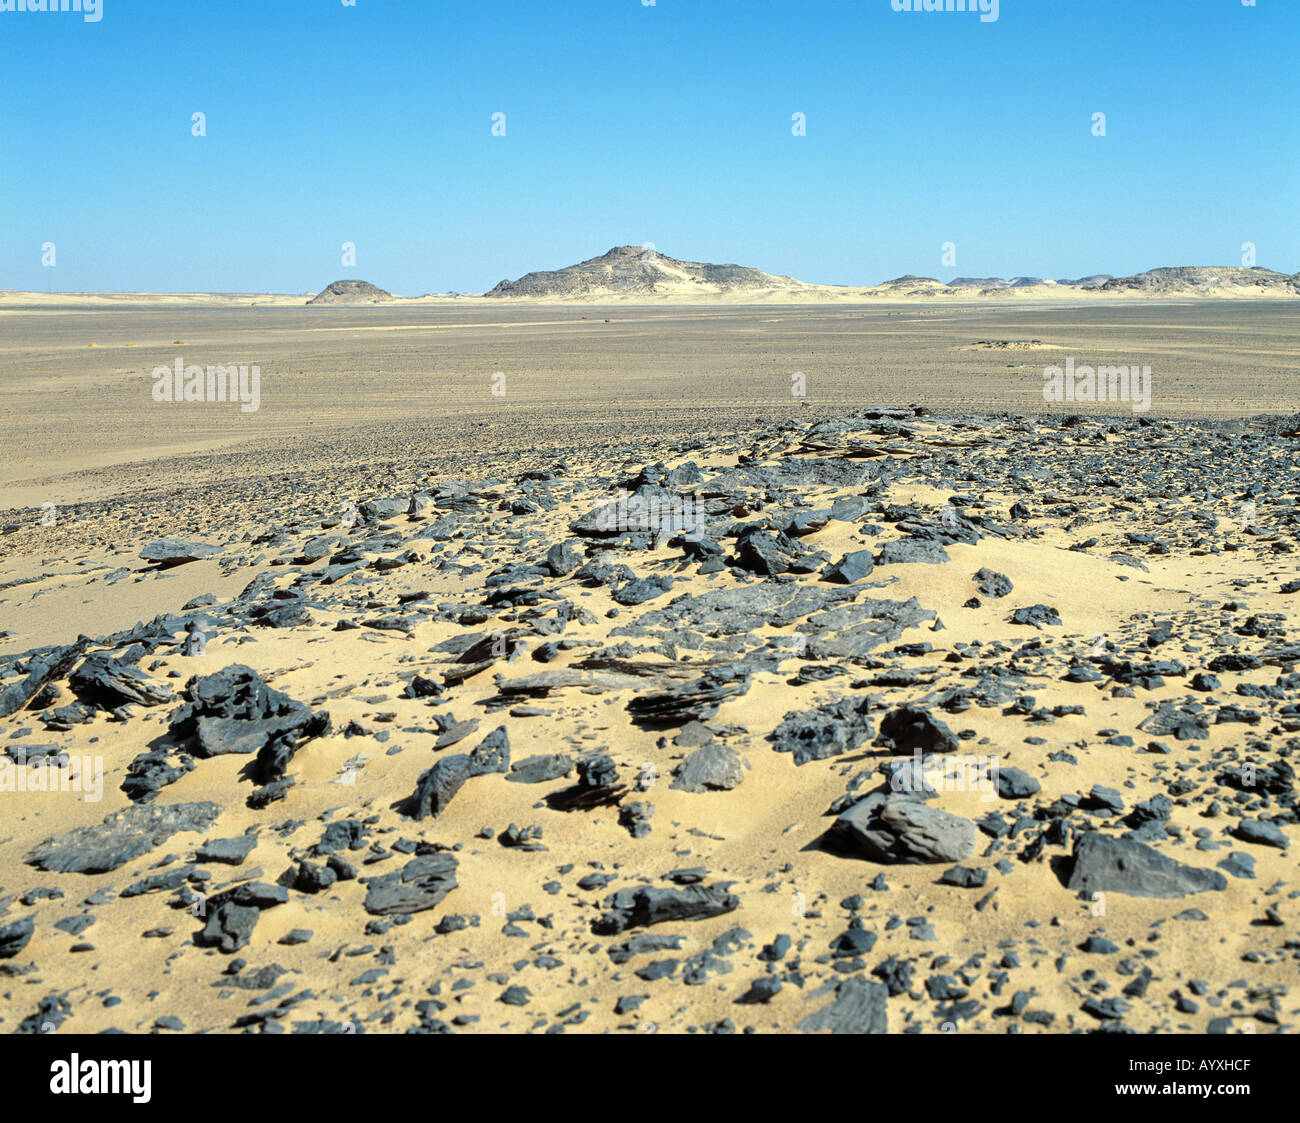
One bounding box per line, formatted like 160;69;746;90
938;866;988;889
627;666;751;728
53;914;95;937
831;924;878;957
613;575;675;606
735;528;795;576
577;754;619;790
995;767;1040;799
429;715;479;749
358;497;407;523
507;753;574;784
1067;831;1227;899
796;976;888;1034
168;664;330;761
1231;819;1289;849
291;860;338;894
409;756;471;820
786;508;833;537
408;726;509;819
121;748;195;803
544;540;582;576
829;495;870;521
296;535;341;564
1125;795;1172;829
1217;852;1256;879
830;793;976;864
770;695;874;766
878;705;960;754
467;726;511;776
823;550;875;584
0;917;35;959
121;866;195;897
634;582;858;638
593;884;740;935
973;568;1013;598
499;985;531;1006
24;802;223;874
404;674;443;699
1137;704;1208;741
738;975;783;1004
195;903;260;953
876;537;949;566
197;835;258;865
362;852;459;915
619;801;654;839
607;933;686;963
1010;604;1062;628
69;654;172;709
671;743;745;792
0;638;90;719
140;539;221;567
1085;785;1125;813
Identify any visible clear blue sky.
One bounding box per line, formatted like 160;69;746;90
1;0;1295;293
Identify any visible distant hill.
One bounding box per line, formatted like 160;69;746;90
483;251;1299;301
485;245;809;298
948;277;1009;289
8;256;1299;309
872;275;951;296
307;279;393;305
1057;274;1113;288
885;266;1297;298
1098;266;1300;295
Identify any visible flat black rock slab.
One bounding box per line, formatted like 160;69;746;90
24;802;224;874
796;976;889;1034
593;884;739;935
363;852;460;916
1066;830;1228;899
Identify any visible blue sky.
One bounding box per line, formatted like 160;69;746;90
1;0;1295;293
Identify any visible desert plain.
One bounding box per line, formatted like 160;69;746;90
0;293;1297;1035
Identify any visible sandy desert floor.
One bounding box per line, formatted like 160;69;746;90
2;298;1298;510
0;301;1296;1035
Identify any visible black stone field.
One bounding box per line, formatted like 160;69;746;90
1;406;1297;1035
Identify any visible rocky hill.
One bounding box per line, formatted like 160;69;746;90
486;246;809;298
294;260;1300;305
1098;266;1300;295
307;280;394;305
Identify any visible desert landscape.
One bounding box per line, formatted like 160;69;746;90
1;256;1298;1037
3;0;1297;1073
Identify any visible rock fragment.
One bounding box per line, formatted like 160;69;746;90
24;802;223;874
671;743;745;792
1067;831;1227;899
829;793;976;864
